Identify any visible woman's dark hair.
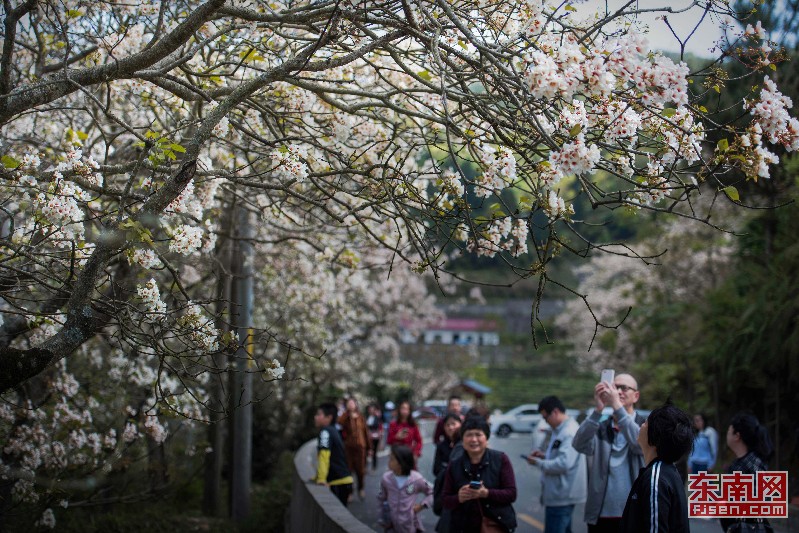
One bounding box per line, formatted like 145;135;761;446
646;402;694;463
391;444;415;475
693;413;708;433
730;411;774;461
396;400;417;427
460;415;491;440
443;413;463;442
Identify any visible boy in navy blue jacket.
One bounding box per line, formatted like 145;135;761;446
619;402;694;533
311;402;354;506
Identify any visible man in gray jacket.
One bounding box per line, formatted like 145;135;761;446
526;395;587;533
572;373;646;533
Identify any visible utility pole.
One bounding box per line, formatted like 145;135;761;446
229;203;254;521
203;197;235;517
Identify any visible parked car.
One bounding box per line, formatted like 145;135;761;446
419;399;472;418
530;418;551;451
412;407;440;420
491;404;541;437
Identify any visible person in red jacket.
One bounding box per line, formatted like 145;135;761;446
387;400;423;458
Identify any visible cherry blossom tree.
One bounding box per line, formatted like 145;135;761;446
2;0;798;393
1;0;798;523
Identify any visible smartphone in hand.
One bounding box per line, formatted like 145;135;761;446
469;480;482;490
600;368;615;384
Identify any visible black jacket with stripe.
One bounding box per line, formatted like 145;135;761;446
619;458;689;533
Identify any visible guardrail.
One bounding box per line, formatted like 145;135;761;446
287;439;376;533
287;419;437;533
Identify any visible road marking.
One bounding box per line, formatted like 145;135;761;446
518;513;544;531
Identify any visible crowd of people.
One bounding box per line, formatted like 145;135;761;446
310;374;775;533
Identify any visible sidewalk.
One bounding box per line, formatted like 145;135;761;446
348;442;440;532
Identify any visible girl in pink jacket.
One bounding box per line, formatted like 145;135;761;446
377;445;433;533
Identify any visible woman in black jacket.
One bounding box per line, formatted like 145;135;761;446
433;413;463;476
719;412;774;532
441;416;517;533
619;402;694;533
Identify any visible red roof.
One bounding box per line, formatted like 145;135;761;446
400;318;497;332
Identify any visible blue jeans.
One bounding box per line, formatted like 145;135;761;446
545;504;575;533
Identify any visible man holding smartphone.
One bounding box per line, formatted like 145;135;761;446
525;396;587;533
572;372;645;533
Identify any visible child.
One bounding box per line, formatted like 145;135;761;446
377;444;433;533
311;402;354;506
619;401;694;533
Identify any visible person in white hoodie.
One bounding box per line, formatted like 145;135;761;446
525;396;587;533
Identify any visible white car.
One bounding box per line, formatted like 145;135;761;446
491;404;541;437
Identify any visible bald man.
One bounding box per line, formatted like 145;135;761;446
572;373;646;533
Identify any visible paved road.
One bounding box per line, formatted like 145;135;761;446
348;432;728;532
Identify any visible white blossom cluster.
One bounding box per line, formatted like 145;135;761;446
475;145;517;198
264;358;286;380
747;77;799;152
137;278;167;315
177;302;221;352
169;224;204;255
271;144;309;183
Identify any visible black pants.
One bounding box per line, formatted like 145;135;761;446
370;438;380;470
330;483;353;507
588;518;622;533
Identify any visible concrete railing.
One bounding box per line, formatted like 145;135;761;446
287;419;436;533
287;439;376;533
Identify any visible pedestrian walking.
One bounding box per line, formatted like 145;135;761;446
377;444;434;533
434;395;465;444
619;402;694;533
525;396;586;533
311;402;354;506
433;413;463;532
572;372;645;533
687;413;719;474
339;397;370;500
442;415;517;533
388;400;423;459
367;403;384;472
719;411;774;533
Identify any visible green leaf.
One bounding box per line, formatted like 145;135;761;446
67;9;81;17
569;124;582;137
564;4;576;11
698;105;708;113
144;130;159;139
169;143;186;153
417;70;432;81
1;155;21;169
717;138;729;152
662;108;677;118
722;186;740;202
769;63;777;71
713;85;721;94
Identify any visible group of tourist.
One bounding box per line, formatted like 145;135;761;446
310;375;775;533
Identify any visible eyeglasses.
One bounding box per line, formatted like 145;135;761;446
615;384;637;392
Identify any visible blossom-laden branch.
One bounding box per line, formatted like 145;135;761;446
0;0;795;423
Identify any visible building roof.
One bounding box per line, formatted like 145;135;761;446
460;379;492;395
400;317;498;332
